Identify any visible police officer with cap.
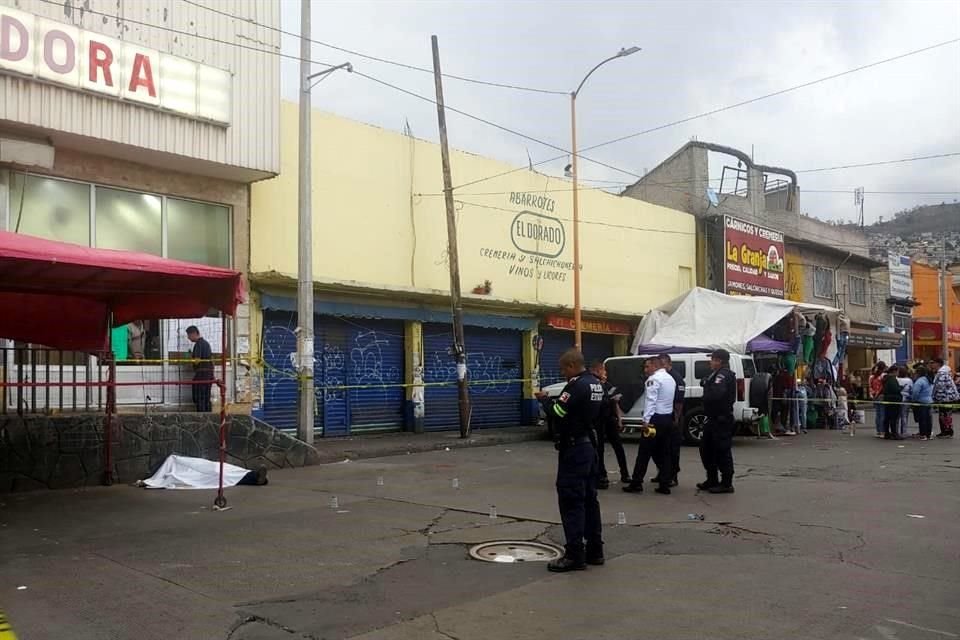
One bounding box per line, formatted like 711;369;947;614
698;348;737;494
536;349;604;572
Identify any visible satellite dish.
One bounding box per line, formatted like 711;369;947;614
706;188;720;208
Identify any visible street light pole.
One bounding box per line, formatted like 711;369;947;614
569;47;640;351
296;0;351;444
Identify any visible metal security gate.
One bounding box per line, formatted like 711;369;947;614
317;316;405;434
538;329;615;388
261;311;306;431
423;324;522;430
261;312;405;434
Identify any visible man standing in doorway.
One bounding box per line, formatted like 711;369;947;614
623;355;676;495
698;349;737;494
187;325;214;412
535;349;604;572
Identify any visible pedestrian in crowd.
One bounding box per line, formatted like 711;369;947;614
930;357;959;438
882;365;904;440
623;355;676;495
836;385;852;436
535;349;604;572
897;367;914;437
588;360;631;489
651;353;685;488
697;349;737;494
186;325;214;412
869;362;887;438
796;381;810;434
911;365;934;440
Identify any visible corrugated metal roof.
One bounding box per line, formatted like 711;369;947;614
0;0;280;179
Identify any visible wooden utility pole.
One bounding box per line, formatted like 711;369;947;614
431;35;471;438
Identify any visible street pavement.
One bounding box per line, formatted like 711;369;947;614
1;428;958;639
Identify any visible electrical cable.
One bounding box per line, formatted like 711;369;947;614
179;0;568;96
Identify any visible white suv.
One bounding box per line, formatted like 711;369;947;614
541;353;763;445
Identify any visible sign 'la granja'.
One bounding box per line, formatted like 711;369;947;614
0;6;231;125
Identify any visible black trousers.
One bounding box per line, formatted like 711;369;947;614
596;421;630;480
699;414;734;487
630;413;673;488
913;406;933;437
193;378;213;412
883;403;900;437
556;441;603;560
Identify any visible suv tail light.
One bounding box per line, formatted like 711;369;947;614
736;378;745;402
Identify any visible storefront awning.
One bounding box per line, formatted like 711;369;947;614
0;231;245;351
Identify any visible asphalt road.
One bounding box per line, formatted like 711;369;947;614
1;430;958;639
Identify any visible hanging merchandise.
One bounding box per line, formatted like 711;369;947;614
802;320;816;364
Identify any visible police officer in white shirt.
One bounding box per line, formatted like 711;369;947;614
623;355;677;495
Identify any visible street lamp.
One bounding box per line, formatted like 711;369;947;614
295;0;353;444
569;46;640;350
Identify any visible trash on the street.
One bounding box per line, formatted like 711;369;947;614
15;586;26;591
488;505;497;519
687;513;706;521
617;512;627;525
451;478;460;489
906;514;926;519
376;476;384;486
329;496;339;509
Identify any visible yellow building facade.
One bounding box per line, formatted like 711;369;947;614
249;102;696;434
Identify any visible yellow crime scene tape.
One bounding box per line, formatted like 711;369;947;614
0;611;18;640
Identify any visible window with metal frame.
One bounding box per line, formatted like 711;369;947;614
848;275;867;306
814;266;835;300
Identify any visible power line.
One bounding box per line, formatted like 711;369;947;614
179;0;568;96
796;153;960;174
352;69;643;180
42;0;331;67
455;37;960;190
454;199;695;236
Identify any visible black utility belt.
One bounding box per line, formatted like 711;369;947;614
559;435;593;445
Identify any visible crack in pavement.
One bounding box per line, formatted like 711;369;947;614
89;550;218;602
225;613;317;640
430;613;461;640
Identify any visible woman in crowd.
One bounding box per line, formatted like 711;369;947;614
868;362;887;438
911;366;934;441
931;357;959;438
882;365;904;440
897;366;914;437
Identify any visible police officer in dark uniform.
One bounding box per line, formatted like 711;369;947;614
653;353;685;487
589;359;631;489
698;349;737;494
536;349;604;572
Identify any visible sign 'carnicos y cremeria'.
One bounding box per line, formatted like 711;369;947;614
509;192;565;258
0;6;232;125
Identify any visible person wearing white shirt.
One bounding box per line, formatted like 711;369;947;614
623;356;677;495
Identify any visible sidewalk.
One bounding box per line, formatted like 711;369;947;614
309;425;545;463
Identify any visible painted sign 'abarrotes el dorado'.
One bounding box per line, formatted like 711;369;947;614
723;215;785;298
0;6;232;125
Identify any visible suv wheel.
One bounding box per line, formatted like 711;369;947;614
684;409;707;446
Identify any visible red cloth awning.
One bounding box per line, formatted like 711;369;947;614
0;231;245;351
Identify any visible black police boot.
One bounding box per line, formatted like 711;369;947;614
621;483;643;493
620;471;631;484
708;485;735;494
597;478;610;490
585;544;605;566
670;474;679;488
697;475;719;491
654;485;671;495
548;548;586;573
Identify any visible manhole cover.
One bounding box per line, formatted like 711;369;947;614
468;541;562;563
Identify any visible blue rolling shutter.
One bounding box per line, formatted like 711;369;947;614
538;329;616;388
423;324;522;430
316;316;405;433
261;311;322;431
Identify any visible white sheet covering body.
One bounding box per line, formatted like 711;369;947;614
143;454;250;489
632;287;838;355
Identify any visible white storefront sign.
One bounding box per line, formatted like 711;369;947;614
887;253;913;299
0;7;232;125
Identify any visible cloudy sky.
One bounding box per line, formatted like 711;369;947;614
277;0;960;225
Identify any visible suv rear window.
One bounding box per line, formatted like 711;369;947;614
741;358;757;378
694;360;711;380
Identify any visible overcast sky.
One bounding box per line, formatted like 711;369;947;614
277;0;960;225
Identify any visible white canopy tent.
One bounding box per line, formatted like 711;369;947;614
632;287;839;355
